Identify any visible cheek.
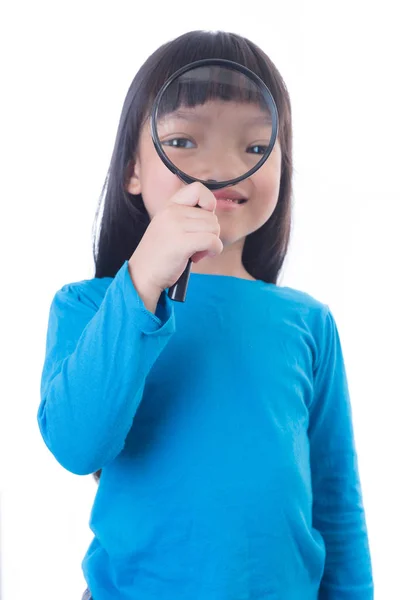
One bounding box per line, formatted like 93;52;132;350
141;154;183;218
253;152;282;204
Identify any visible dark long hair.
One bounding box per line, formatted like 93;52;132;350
92;30;293;481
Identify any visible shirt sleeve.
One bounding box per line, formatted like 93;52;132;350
38;260;176;476
309;305;374;599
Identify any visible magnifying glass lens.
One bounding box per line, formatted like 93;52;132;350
153;64;276;186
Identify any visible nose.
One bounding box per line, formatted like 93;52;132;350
195;150;248;183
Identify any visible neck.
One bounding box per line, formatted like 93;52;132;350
190;240;256;280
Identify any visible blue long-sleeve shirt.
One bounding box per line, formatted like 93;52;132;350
38;260;374;599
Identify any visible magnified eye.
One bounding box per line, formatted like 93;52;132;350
247;144;268;155
162;138;196;149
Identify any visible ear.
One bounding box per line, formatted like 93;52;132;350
125;158;142;195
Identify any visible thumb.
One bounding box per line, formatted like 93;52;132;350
191;250;216;263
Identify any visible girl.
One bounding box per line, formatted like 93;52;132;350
38;30;374;600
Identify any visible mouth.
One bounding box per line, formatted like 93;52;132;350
214;198;247;210
217;198;247;204
213;190;248;205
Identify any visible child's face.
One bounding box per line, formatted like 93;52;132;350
126;101;282;249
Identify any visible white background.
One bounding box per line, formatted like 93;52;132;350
1;1;399;598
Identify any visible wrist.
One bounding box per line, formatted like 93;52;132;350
128;261;162;315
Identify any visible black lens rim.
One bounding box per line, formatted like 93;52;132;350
150;58;279;191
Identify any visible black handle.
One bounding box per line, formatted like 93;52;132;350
168;259;193;302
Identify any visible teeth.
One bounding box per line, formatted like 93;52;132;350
217;198;245;203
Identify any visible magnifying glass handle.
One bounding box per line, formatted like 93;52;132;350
168;259;193;302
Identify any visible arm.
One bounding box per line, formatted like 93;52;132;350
309;306;374;599
38;260;175;476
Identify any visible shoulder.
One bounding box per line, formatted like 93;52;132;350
260;283;335;366
261;281;329;321
53;273;115;313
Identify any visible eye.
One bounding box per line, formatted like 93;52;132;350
246;144;268;155
162;138;196;149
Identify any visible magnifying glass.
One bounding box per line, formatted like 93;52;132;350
150;58;279;302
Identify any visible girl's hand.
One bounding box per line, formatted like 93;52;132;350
128;182;223;301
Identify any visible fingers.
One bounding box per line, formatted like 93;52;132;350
169;182;217;213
